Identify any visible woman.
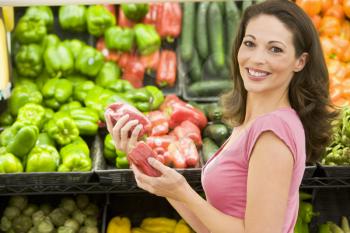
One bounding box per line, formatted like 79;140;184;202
105;1;336;232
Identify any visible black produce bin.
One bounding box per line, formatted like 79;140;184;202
103;193;181;233
320;165;350;177
303;166;317;179
309;188;350;233
93;130;203;192
0;194;107;233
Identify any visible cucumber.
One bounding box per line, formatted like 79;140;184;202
208;2;225;70
225;0;240;57
180;2;196;62
196;2;210;60
203;123;229;146
188;80;233;97
242;0;253;14
188;50;203;83
202;137;219;163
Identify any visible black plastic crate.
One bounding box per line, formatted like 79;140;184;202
320;165;350;177
0;135;99;186
93;131;203;190
303;166;317;179
309;188;350;233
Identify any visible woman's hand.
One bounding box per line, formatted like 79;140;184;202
132;157;190;202
105;113;143;154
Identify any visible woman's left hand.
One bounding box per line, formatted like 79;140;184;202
132;157;190;202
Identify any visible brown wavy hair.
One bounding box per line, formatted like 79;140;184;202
220;0;338;163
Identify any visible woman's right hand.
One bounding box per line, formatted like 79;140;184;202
105;113;143;154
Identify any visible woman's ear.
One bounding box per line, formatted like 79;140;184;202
294;52;308;72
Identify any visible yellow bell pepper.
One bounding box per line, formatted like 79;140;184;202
131;228;155;233
174;220;192;233
107;216;131;233
140;217;177;233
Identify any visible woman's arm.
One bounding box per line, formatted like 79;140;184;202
166;197;210;233
133;131;294;233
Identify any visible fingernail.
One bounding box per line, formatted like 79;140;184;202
148;158;154;164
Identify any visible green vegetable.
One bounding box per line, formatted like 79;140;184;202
134;24;161;56
0;122;39;159
72;209;86;225
63;39;87;59
60;198;77;214
45;112;79;146
42;34;60;51
42;78;73;110
0;216;11;232
32;210;45;226
188;50;203;82
180;2;195;62
14;16;47;44
299;202;314;224
66;107;99;136
124;87;152;112
206;103;223;122
79;226;99;233
319;222;332;233
75;46;104;77
294;215;303;233
96;61;121;89
86;5;116;36
84;216;97;227
0;149;23;173
12;215;33;233
116;155;129;169
76;194;89;209
299;191;313;201
17;103;46;129
188;80;233;97
121;4;149;21
59;5;87;32
36;71;51;90
9;196;28;210
104;134;117;163
24;6;54;28
25;144;60;172
15;44;43;78
330;222;345;233
44;43;74;79
39;203;53;216
110;80;134;93
36;216;54;233
82;203;98;216
225;0;240;57
202;137;219;163
64;219;80;232
104;26;134;52
58;226;75;233
3;206;21;220
0;109;14;126
49;208;69;227
208;2;225;70
196;2;210;60
145;85;164;110
342;216;350;233
203;123;229;146
23;204;39;216
59;101;82;112
58;137;91;172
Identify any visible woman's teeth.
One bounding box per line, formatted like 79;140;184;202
248;68;269;77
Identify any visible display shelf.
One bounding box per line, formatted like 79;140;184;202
301;177;350;189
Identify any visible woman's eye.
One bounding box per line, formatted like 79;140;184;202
243;41;254;47
271;46;283;53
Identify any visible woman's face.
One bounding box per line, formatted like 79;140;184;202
237;14;306;95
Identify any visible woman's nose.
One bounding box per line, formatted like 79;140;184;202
249;49;267;65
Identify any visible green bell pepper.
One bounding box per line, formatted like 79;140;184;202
294;216;302;233
36;71;51;90
59;5;86;32
24;6;54;28
318;223;332;233
42;34;60;51
63;39;86;60
42;78;73;110
25;144;60;172
66;73;88;87
104;134;117;163
0;109;14;126
299;202;313;224
116;149;128;169
124;88;152;112
134;24;161;55
14;16;47;44
110;80;134;93
43;107;54;126
96;61;121;89
66;107;99;136
58;137;91;172
36;132;56;147
44;43;74;78
104;26;134;52
45;112;79;146
86;5;116;37
145;85;164;110
59;101;82;112
15;44;43;78
0;122;39;159
8;81;42;116
75;46;104;77
16;103;46;129
73;80;95;103
121;4;149;22
0;148;23;173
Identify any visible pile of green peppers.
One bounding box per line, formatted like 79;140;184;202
294;192;315;233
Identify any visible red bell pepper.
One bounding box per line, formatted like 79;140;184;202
146;111;169;136
140;50;160;72
146;135;176;150
178;137;199;167
128;141;161;177
156;3;182;41
96;37;120;62
104;4;116;16
156;50;177;88
172;120;202;147
142;3;158;26
159;94;183;111
162;151;172;166
167;141;186;168
118;7;135;28
119;53;145;88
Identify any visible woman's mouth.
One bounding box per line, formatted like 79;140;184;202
246;68;271;81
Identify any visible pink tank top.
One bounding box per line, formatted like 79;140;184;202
201;108;306;233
